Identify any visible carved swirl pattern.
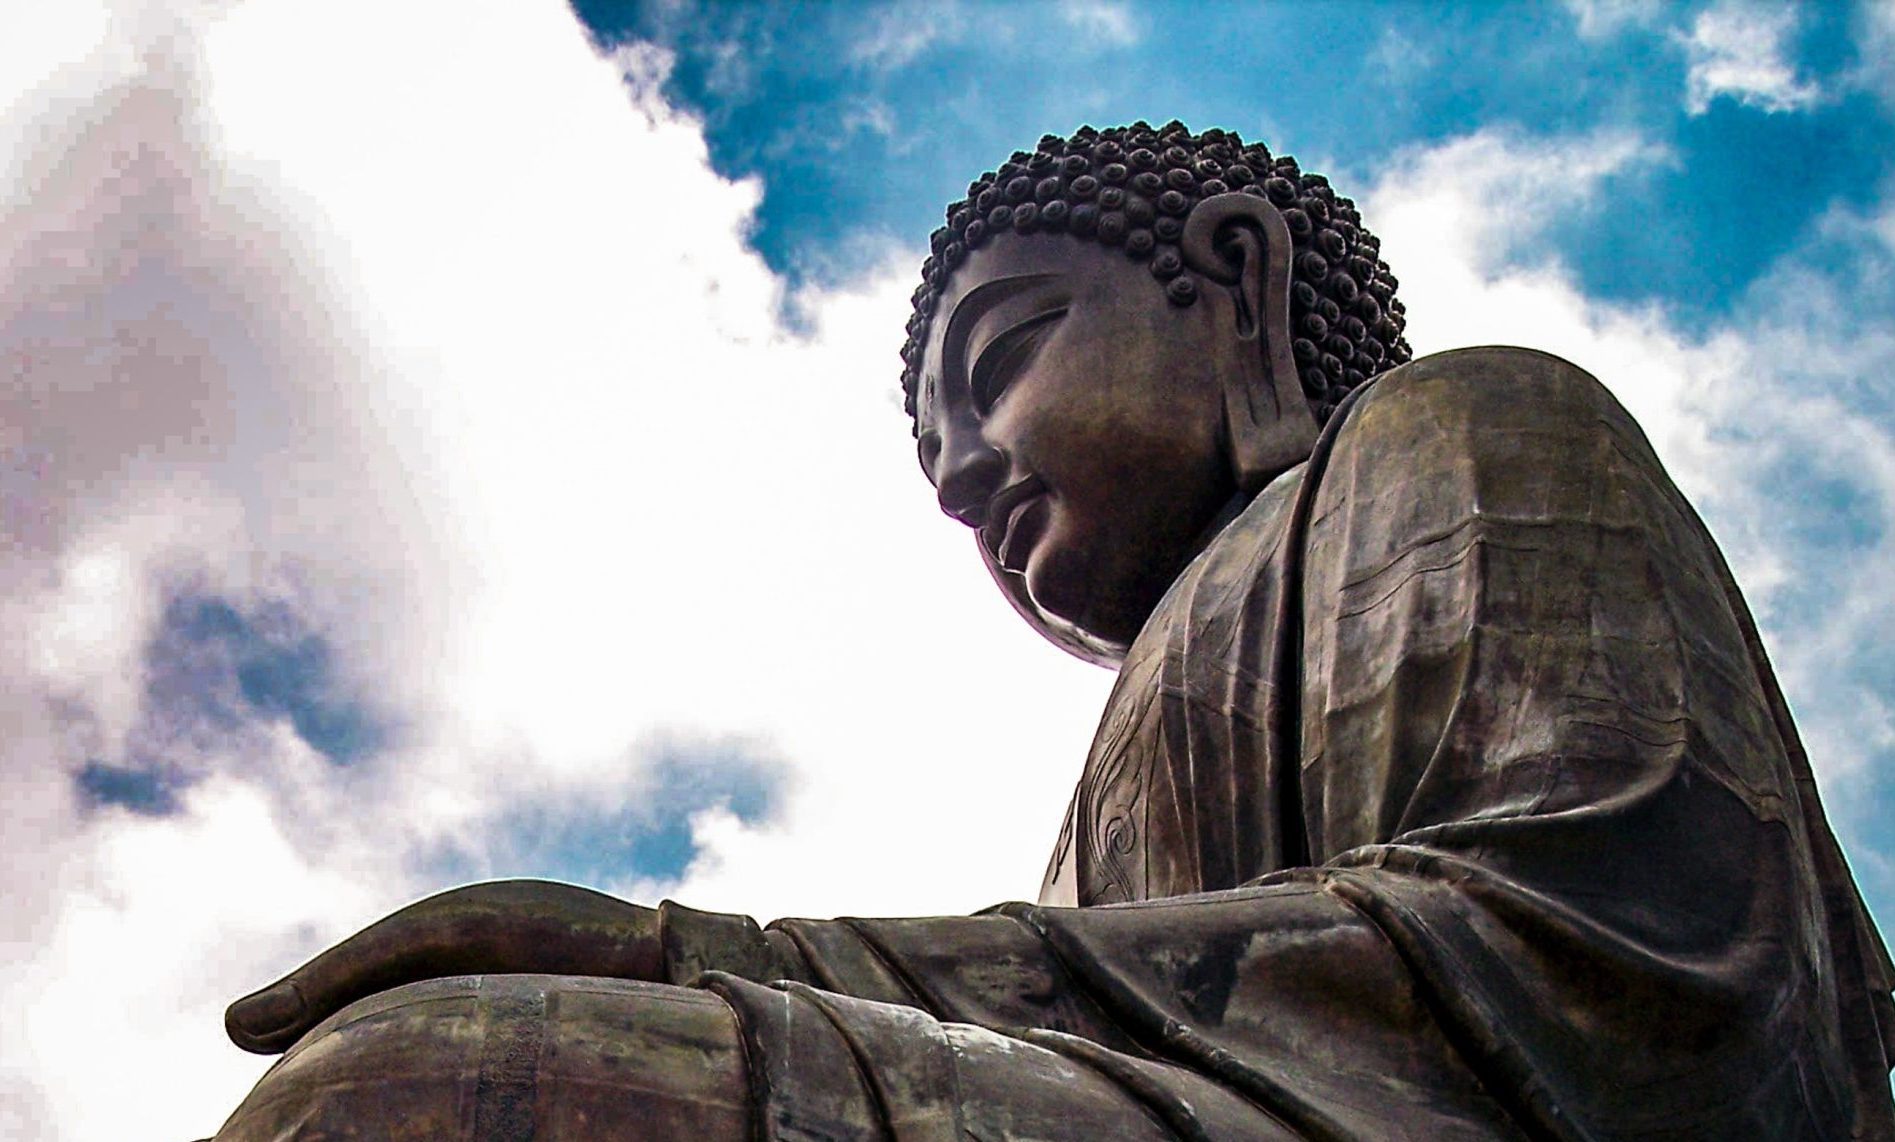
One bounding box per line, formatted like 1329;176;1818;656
1078;652;1161;905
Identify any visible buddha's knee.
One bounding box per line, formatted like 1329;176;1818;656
211;974;750;1141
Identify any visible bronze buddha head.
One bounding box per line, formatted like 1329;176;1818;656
905;121;1412;663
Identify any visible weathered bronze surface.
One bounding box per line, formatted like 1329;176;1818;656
210;123;1895;1140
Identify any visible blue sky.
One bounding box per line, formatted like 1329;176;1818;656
1;2;1891;1138
583;0;1890;328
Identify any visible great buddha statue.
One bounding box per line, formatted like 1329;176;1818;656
209;122;1895;1140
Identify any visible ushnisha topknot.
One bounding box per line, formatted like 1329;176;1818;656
901;120;1412;427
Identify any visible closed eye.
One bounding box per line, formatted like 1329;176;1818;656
970;308;1066;416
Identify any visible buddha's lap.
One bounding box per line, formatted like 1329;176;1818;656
212;974;751;1140
210;974;1202;1141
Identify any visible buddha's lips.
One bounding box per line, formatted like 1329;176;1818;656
982;476;1049;571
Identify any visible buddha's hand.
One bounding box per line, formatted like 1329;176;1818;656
224;879;661;1054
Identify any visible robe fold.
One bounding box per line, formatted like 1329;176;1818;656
661;347;1894;1139
214;348;1895;1141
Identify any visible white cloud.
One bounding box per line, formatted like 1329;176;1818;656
1678;0;1824;115
1365;127;1668;281
9;776;384;1142
1562;0;1664;40
1852;0;1895;107
1058;0;1139;47
0;2;1112;1139
850;0;965;71
1369;24;1432;79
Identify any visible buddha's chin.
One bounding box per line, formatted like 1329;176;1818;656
1025;543;1166;650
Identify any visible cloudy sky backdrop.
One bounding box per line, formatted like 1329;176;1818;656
2;1;1891;1138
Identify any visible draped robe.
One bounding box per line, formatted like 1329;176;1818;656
216;348;1895;1140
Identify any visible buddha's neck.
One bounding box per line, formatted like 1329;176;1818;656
1186;487;1260;565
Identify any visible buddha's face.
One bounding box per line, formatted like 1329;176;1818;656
915;233;1264;654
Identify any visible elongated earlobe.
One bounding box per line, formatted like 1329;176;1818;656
1181;194;1320;493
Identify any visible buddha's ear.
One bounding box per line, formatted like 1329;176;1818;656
1181;193;1320;494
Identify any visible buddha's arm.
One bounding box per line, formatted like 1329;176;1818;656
665;885;1503;1138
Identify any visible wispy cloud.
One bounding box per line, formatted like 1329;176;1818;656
1677;0;1824;115
425;736;792;895
1562;0;1664;40
1369;23;1432;81
1366;126;1670;277
850;0;964;72
1058;0;1139;47
1851;0;1895;108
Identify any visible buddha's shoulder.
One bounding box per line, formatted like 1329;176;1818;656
1339;345;1650;456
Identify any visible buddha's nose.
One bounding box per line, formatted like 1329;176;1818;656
936;438;1008;528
